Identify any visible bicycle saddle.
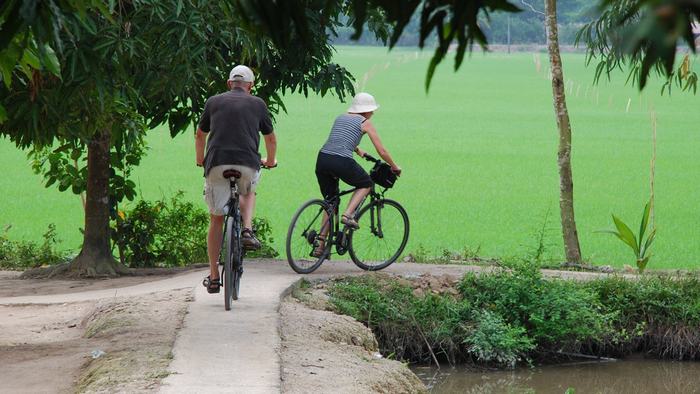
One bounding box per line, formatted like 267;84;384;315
223;169;242;179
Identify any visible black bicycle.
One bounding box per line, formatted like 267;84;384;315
285;155;409;274
218;169;244;311
216;165;275;310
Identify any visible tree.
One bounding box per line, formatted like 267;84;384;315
578;0;698;91
0;1;109;120
1;1;355;277
545;0;583;264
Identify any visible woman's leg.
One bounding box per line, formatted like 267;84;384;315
344;187;370;217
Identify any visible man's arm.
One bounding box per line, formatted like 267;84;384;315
195;127;207;166
196;98;211;167
261;131;277;167
354;147;366;158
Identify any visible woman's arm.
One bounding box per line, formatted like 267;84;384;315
362;120;401;175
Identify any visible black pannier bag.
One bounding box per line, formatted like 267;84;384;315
370;162;397;188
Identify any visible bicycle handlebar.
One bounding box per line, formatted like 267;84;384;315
363;154;380;164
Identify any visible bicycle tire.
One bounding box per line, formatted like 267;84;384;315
348;199;409;271
286;199;332;274
231;210;242;301
223;215;234;311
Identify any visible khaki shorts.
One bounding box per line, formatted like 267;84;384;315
204;165;260;216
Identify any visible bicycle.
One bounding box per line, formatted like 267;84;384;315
285;154;409;274
216;165;274;311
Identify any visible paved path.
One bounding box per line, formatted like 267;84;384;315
0;260;622;394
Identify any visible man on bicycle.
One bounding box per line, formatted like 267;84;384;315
195;65;277;293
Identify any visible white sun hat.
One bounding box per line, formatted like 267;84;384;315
347;92;379;113
228;65;255;83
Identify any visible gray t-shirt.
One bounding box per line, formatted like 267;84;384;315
199;88;273;174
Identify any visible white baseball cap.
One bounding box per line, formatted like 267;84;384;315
228;65;255;83
347;92;379;113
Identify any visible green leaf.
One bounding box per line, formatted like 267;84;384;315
21;49;42;70
612;215;639;256
41;45;61;77
0;104;7;123
70;149;82;160
640;227;657;258
638;202;651;249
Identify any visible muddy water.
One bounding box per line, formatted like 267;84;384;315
413;359;700;393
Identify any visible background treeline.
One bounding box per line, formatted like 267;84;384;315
333;0;594;46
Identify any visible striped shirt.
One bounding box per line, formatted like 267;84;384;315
320;114;365;159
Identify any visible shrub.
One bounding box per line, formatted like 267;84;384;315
247;217;279;258
112;192;277;267
584;275;700;359
466;310;534;368
0;224;68;270
328;259;700;368
459;261;613;348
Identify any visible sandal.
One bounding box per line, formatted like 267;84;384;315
312;236;327;258
341;214;359;230
202;275;221;294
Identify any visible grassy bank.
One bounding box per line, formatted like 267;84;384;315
327;264;700;368
1;47;699;268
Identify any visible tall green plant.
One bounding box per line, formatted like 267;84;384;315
600;201;656;272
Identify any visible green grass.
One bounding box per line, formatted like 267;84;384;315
1;46;699;269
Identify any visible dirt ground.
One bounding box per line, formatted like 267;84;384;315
0;267;202;298
280;287;427;394
0;287;192;394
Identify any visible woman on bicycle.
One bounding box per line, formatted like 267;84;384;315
314;92;401;255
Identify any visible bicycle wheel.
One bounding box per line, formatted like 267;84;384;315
349;199;409;271
230;212;242;301
286;199;332;274
223;215;234;310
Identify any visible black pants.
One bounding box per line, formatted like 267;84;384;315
315;152;373;200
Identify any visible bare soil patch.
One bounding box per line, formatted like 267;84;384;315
0;266;203;298
0;288;192;393
280;291;427;394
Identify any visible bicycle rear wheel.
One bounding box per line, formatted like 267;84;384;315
223;215;234;310
349;199;409;271
286;199;332;274
224;209;243;310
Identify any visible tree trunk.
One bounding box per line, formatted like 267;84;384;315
545;0;582;265
69;126;129;277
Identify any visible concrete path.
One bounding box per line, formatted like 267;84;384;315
0;260;621;394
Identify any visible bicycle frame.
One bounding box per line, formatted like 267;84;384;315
314;184;388;256
221;180;240;256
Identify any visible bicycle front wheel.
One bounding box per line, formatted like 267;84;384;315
349;199;409;271
286;199;332;274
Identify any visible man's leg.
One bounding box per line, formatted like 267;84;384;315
239;192;255;230
239;192;261;249
208;214;224;279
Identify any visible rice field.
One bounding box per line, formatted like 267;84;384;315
1;46;699;269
